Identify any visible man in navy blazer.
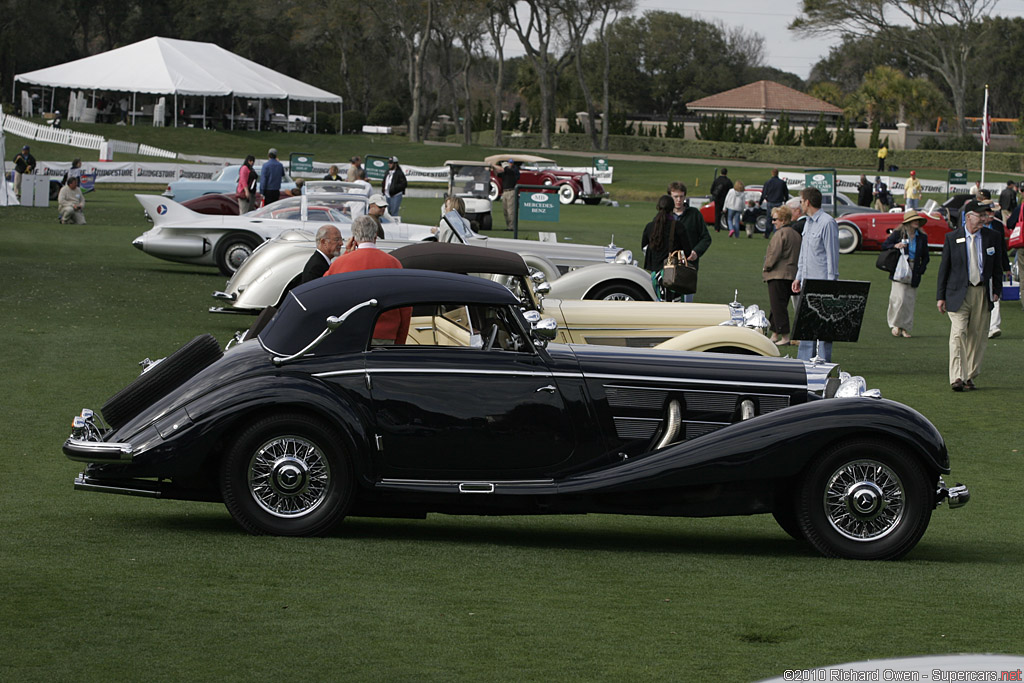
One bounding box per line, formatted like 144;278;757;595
300;224;342;284
936;200;1003;391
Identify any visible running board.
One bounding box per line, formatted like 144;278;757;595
74;473;162;498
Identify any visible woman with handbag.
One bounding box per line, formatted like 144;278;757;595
642;195;693;300
762;205;802;345
723;181;746;238
882;209;930;338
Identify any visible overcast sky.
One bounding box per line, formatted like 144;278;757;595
505;0;1024;81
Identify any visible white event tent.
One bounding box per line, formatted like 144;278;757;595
13;36;342;132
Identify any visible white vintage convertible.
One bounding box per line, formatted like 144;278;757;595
133;192;438;276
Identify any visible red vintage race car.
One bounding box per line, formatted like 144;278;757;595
484;153;608;205
836;202;953;254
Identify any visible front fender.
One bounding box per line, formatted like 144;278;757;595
549;263;656;300
519;253;561;282
654;326;780;357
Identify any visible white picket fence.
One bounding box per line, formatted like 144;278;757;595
1;113;174;158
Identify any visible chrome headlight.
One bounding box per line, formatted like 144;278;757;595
614;249;634;265
742;304;768;330
834;371;882;399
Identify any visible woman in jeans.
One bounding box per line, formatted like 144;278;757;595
724;181;746;237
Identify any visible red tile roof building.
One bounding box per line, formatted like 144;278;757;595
687;80;842;123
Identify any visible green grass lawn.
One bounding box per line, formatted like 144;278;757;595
2;169;1023;681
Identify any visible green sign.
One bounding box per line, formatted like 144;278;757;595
593;157;609;172
805;169;835;194
948;169;968;185
289;153;314;174
518;190;560;222
365;155;390;181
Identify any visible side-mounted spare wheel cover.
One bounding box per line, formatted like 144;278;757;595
101;334;223;430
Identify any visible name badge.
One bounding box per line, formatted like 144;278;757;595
956;237;966;243
986;246;996;255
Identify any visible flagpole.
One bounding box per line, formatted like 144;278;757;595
980;84;989;188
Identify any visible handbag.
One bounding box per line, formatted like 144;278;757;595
663;251;698;294
1009;225;1024;249
893;252;913;284
876;247;900;273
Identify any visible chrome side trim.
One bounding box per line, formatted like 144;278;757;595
74;473;161;498
64;438;134;463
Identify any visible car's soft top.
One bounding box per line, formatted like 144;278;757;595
392;242;529;276
259;269;520;356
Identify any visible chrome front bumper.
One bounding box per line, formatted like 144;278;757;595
938;477;970;509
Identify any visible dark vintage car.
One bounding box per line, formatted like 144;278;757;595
484;153;608;205
64;270;968;559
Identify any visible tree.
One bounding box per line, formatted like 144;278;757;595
791;0;997;135
485;0;514;147
506;0;575;148
375;0;434;142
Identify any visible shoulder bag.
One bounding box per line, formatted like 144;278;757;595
876;247;900;273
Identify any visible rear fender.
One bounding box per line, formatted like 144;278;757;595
231;249;311;310
655;326;780;357
559;397;949;494
135;193;206;228
520;253;561;282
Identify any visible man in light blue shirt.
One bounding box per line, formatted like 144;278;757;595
791;187;839;361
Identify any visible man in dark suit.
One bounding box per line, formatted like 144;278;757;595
936;200;1003;391
300;224;342;284
709;168;733;232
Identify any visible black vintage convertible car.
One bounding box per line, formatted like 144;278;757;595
64;269;969;559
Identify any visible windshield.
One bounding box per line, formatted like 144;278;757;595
449;164;491;199
248;195;362;223
440;210;474;243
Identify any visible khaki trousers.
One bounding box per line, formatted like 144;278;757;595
947;284;991;383
502;189;516;228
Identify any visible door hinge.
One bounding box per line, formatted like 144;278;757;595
375;434;384;451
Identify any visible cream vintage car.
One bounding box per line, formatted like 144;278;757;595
226;243;776;356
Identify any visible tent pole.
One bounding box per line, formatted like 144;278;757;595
231;97;235;130
313;102;317;135
174;94;178;128
258;100;262;132
51;87;55;113
203;96;206;129
132;93;137;126
339;103;343;136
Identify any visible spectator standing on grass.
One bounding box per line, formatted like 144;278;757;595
877;144;888;172
345;156;363;182
979;200;1011;339
724;181;746;238
301;224;343;283
57;176;86;224
666;181;712;302
260;148;284;204
882;210;930;339
999;180;1017;222
936;200;1002;392
642;195;693;301
709;168;733;232
382;156;407;216
13;145;35;201
762;204;802;346
873;177;892;212
905;171;923;210
237;155;257;214
857;174;873;208
492;158;520;229
62;158;83;186
1007;188;1024;308
323;165;342;182
792;188;839;362
759;169;789;238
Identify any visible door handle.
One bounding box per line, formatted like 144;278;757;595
536;385;556;393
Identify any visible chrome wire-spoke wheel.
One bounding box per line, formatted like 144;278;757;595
248;435;331;518
602;292;635;301
824;459;905;541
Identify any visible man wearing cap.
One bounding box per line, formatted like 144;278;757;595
13;145;36;201
345;156;363;182
325;215;410;345
490;158;520;229
260;148;284;204
936;199;1003;391
301;224;342;283
904;171;922;210
382;156;407;216
365;194;388;239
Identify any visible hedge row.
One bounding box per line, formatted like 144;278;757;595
469;130;1024;174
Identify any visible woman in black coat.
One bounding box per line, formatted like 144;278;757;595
642;195;693;300
881;210;930;338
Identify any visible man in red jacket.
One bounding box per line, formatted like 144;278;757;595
324;215;410;345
